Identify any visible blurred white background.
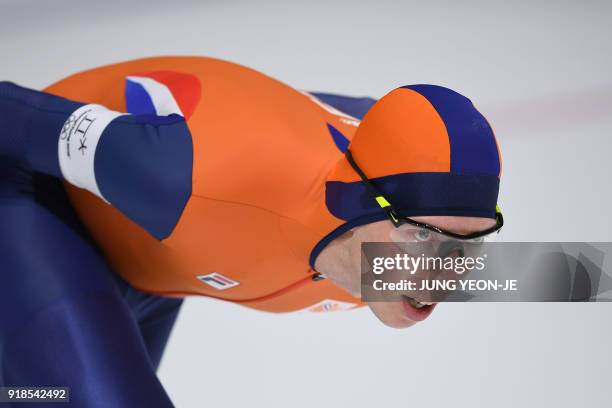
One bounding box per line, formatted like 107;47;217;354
1;0;611;406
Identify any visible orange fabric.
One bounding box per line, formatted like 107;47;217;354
44;56;362;313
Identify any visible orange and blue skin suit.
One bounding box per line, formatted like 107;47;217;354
0;56;500;405
48;57;371;312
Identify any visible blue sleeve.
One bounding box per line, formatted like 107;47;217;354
0;162;180;406
309;92;377;120
0;81;193;239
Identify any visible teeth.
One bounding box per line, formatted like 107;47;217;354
407;297;426;309
405;297;434;309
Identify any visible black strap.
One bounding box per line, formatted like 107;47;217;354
345;149;385;201
344;149;404;227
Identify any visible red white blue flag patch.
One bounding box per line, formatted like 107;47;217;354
125;70;201;120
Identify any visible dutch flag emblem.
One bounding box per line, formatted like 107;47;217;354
125;70;201;120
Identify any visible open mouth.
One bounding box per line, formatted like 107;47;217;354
401;295;437;321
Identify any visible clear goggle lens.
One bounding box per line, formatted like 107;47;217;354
388;223;498;260
390;223;499;245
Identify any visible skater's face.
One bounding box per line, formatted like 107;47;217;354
314;216;497;329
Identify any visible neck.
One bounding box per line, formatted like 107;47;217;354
313;229;361;297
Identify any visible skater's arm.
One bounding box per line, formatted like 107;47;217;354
0;81;192;239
